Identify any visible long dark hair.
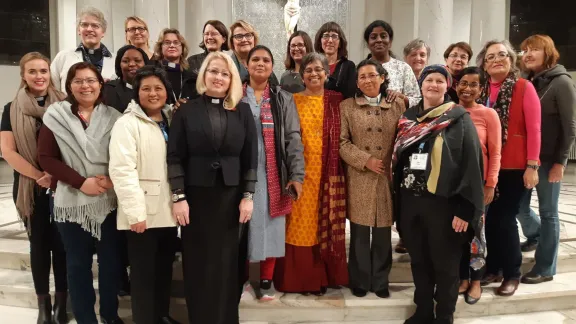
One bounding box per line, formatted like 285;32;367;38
132;65;172;107
64;62;105;109
355;59;390;97
199;20;230;52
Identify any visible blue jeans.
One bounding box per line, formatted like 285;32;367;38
516;162;561;276
56;211;121;323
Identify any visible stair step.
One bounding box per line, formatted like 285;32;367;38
1;268;575;322
1;237;576;283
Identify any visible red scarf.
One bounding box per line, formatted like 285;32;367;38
244;84;292;217
318;90;347;262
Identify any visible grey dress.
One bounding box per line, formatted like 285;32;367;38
243;86;286;261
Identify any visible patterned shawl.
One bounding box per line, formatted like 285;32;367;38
242;83;292;217
318;90;347;262
478;73;518;146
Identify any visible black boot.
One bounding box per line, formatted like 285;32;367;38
37;295;52;324
53;292;69;324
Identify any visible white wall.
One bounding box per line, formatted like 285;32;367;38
0;66;22;114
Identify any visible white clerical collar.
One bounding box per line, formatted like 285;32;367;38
126;83;133;89
364;93;381;106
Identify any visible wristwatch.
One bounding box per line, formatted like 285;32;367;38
242;192;254;201
172;190;186;203
526;164;539;170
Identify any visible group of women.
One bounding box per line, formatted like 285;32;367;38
0;5;575;324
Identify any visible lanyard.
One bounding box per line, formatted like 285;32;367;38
172;72;184;102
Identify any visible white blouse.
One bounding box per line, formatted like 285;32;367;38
382;58;421;107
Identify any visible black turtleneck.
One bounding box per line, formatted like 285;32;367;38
204;95;227;148
87;47;103;65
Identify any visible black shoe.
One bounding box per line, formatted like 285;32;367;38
101;318;125;324
53;292;69;324
521;272;553;284
395;239;408;254
404;313;434;324
375;288;390;298
464;287;482;305
37;295;52;324
351;287;367;297
260;279;272;290
159;316;181;324
118;271;131;297
433;316;454;324
521;240;538;252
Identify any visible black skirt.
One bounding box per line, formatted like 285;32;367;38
181;172;242;324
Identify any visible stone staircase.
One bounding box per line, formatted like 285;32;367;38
1;233;576;323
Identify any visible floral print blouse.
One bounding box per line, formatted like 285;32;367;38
382;58;422;107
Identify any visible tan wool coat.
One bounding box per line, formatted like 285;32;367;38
339;95;405;227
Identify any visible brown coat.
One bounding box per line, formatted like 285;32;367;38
339;95;405;227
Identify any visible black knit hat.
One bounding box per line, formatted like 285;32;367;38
114;45;151;80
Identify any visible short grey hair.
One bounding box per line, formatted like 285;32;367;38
299;53;330;79
403;38;430;58
475;39;519;76
77;7;108;32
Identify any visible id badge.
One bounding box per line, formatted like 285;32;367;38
410;153;428;170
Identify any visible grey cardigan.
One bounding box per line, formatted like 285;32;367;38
529;64;576;165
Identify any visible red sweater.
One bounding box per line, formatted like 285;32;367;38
488;78;541;169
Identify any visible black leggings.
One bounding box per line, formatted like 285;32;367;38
16;186;67;295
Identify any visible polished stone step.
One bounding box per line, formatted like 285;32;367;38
1;237;576;284
1;268;575;322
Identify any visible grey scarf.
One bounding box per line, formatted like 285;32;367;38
43;101;121;239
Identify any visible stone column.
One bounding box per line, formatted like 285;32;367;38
452;0;472;44
134;0;171;47
184;0;233;57
390;0;419;58
417;0;453;65
55;0;77;52
469;0;508;64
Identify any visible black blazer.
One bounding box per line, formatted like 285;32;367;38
167;95;258;193
325;57;356;99
150;60;200;104
103;79;134;113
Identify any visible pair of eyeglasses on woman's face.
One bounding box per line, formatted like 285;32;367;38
358;73;382;82
457;81;480;89
321;33;339;41
206;68;231;79
303;67;325;75
162;41;182;47
71;78;99;86
126;27;147;33
485;51;510;63
290;43;305;49
203;32;221;38
79;22;101;30
233;33;254;41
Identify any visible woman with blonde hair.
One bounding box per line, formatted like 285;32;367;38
1;52;68;324
124;16;154;59
152;28;198;105
167;51;257;324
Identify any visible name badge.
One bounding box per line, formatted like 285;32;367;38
168;62;176;68
410;153;428;170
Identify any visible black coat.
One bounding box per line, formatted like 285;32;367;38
103;79;134;113
167;95;258;193
150;60;199;104
325;57;356;99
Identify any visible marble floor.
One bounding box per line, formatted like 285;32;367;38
0;305;575;324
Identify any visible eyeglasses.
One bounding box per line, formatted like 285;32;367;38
358;73;381;82
203;32;221;38
71;78;99;86
232;33;254;41
448;53;469;61
126;27;147;33
303;67;326;74
457;81;480;89
79;22;102;30
321;33;339;41
290;43;306;50
485;51;510;63
162;40;182;47
206;68;231;79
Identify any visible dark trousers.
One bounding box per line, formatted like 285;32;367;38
348;223;392;292
24;192;67;295
485;170;527;280
127;227;177;324
56;211;121;323
400;191;464;320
